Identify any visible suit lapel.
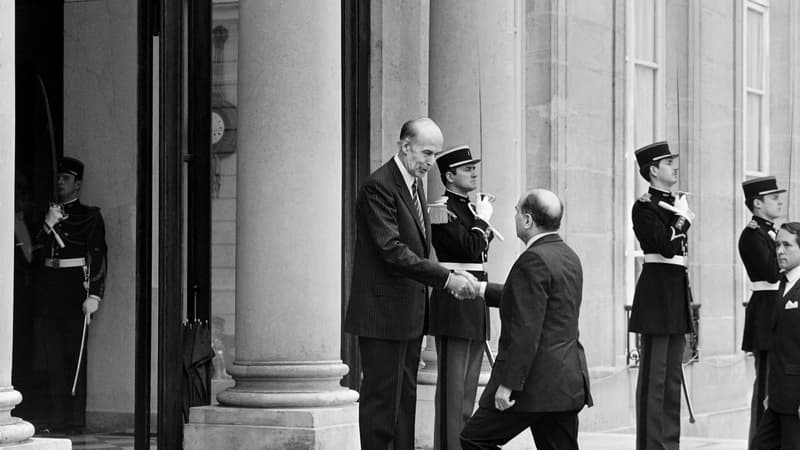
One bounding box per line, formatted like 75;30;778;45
388;160;427;238
775;280;800;328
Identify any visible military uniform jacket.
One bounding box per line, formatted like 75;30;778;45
428;190;492;341
739;216;781;352
34;199;107;316
344;159;451;340
767;279;800;415
629;187;693;335
479;234;593;412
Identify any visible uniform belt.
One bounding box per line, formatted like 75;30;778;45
643;254;686;266
750;281;780;291
440;262;485;272
44;257;86;269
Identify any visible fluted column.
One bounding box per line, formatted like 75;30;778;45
185;1;358;447
0;0;34;443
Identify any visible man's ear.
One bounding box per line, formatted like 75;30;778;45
648;163;658;180
752;197;763;211
444;170;455;184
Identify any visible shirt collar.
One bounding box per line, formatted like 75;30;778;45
62;198;79;206
786;265;800;285
525;231;558;249
393;154;417;194
648;186;673;198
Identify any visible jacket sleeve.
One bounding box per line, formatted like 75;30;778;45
632;202;686;258
361;180;450;287
739;228;781;283
483;282;504;308
494;252;549;391
87;210;108;298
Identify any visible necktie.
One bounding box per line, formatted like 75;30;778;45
412;178;425;233
780;274;788;297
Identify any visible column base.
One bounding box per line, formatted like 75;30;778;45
184;404;359;450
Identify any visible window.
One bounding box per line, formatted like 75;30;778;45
743;0;769;177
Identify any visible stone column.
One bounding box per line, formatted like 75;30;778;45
422;0;524;448
0;1;67;447
184;1;359;448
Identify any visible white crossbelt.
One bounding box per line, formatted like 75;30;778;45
643;254;686;266
750;281;780;291
44;257;86;269
440;262;485;272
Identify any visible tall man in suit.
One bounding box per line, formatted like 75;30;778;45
630;141;695;450
460;189;593;450
429;145;495;450
343;117;477;450
751;222;800;448
738;176;785;445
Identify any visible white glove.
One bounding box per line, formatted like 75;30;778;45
672;194;695;223
44;203;65;229
83;295;100;317
474;197;493;222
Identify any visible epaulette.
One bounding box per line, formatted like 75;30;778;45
638;192;651;203
746;220;759;229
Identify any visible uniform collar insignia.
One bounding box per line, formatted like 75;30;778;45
445;189;470;203
747;219;759;229
638;192;652;202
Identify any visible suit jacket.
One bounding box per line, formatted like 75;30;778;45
344;159;450;340
428;190;492;340
739;216;781;351
629;187;693;334
479;234;592;412
767;278;800;415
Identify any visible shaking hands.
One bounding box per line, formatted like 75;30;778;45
445;270;484;300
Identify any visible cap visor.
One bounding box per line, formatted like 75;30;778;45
449;159;481;169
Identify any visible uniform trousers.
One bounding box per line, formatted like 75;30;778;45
751;408;800;449
357;336;422;450
460;406;579;450
750;350;769;447
38;315;88;430
433;336;484;450
636;334;685;450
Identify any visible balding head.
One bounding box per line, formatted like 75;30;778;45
515;189;563;241
397;117;444;178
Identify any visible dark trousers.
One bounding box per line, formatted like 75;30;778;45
751;408;800;449
636;334;685;450
38;315;87;430
434;336;484;450
460;406;579;450
357;336;422;450
750;351;769;447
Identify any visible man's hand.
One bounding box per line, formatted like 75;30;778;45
494;384;516;411
82;295;100;324
446;272;477;300
44;203;66;229
474;196;493;222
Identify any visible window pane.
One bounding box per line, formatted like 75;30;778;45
634;66;655;147
746;9;763;90
635;0;656;61
746;92;763;172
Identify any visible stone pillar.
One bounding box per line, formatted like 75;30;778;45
423;0;524;448
184;1;359;448
0;1;67;447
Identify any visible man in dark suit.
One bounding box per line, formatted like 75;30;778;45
629;141;695;450
738;176;785;445
343;117;477;450
429;145;494;450
751;222;800;449
459;189;592;450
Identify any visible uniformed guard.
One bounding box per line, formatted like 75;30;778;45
630;141;695;450
429;145;494;450
738;175;785;446
34;156;107;434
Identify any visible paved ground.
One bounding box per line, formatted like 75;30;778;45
39;430;746;449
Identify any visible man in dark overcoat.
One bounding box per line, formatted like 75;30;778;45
629;141;694;450
738;175;785;445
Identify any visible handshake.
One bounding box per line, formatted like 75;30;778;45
444;270;483;300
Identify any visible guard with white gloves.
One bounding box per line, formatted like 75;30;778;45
429;145;496;450
33;157;107;434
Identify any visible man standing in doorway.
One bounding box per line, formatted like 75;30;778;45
629;141;695;450
738;176;785;446
344;117;477;450
34;156;107;434
429;145;494;450
459;188;592;450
